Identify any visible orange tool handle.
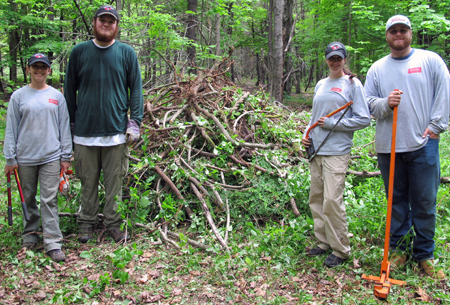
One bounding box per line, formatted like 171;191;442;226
382;89;400;265
305;101;353;139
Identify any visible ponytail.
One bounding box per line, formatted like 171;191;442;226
343;68;357;83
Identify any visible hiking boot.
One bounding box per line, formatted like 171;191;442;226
47;249;66;262
419;260;446;279
108;227;130;243
324;254;346;268
389;252;407;269
78;227;93;243
308;246;327;257
22;242;37;250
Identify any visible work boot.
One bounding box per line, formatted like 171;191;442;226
324;254;347;268
308;246;327;256
419;260;446;279
108;227;130;243
22;242;37;250
47;249;66;262
389;252;407;268
78;227;93;243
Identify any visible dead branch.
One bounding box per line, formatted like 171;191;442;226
290;198;301;217
190;183;230;252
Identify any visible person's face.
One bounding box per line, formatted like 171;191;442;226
386;24;412;52
93;15;118;42
26;63;51;82
326;55;346;73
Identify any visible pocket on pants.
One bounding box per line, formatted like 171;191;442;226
74;149;83;179
121;145;130;176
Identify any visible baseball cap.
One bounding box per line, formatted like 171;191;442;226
386;15;411;31
28;53;51;67
94;5;119;21
325;42;347;59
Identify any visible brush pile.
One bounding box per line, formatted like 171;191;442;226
123;58;310;250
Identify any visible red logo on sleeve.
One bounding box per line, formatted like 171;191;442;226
49;99;58;105
408;67;422;74
331;87;342;93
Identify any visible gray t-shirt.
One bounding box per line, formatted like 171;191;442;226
365;49;450;153
304;75;371;155
4;85;72;166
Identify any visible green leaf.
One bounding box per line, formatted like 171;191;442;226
79;251;91;259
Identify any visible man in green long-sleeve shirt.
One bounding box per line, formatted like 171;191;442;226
64;4;143;244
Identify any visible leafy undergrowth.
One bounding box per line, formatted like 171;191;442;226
0;211;449;304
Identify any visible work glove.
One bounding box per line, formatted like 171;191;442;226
126;119;140;145
59;170;73;196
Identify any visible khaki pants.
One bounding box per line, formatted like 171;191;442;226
18;160;63;252
74;144;129;229
309;154;351;259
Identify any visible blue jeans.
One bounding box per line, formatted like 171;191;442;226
378;138;440;262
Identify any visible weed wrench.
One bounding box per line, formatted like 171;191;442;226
304;101;353;161
362;89;406;299
6;169;30;226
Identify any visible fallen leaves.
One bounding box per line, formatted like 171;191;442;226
415;287;432;302
33;291;46;301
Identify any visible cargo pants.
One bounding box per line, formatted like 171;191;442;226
18;160;63;252
309;153;351;259
74;144;129;230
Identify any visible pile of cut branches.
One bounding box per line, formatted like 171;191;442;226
124;58;310;250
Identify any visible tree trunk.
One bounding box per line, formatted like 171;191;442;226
186;0;198;74
267;0;274;93
48;2;55;86
227;2;235;82
8;0;18;83
116;0;122;40
271;0;283;102
215;13;221;57
282;0;294;96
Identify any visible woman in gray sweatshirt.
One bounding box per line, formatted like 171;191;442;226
3;53;72;262
302;42;371;267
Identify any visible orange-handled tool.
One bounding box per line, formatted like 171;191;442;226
7;173;12;226
304;101;353;140
362;89;406;299
304;101;353;160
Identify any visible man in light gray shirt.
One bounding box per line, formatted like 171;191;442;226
365;15;449;279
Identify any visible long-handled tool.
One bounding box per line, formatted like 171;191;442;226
6;169;30;226
362;89;406;299
304;101;353;160
7;174;12;226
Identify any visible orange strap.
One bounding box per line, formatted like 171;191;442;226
305;101;353;139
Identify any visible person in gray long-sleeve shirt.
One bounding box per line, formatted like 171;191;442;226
364;15;449;279
3;53;72;262
302;42;371;268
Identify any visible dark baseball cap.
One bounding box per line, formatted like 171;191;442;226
94;5;119;21
325;42;347;59
28;53;51;67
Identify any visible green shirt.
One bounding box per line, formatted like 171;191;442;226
64;40;143;137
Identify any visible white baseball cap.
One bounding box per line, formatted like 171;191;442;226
386;15;411;31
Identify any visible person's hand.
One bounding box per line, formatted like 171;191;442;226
4;164;18;175
422;128;439;139
61;161;71;173
302;137;311;148
317;117;327;127
126;120;140;145
387;89;403;108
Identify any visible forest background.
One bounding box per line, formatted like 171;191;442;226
0;0;450;304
